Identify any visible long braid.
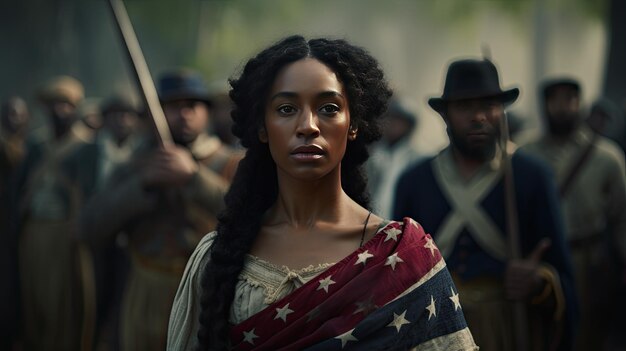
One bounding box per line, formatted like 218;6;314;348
197;146;276;350
195;35;392;350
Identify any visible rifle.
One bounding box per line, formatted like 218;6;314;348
76;2;175;349
500;110;529;351
107;0;174;147
483;43;529;350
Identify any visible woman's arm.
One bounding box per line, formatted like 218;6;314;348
167;232;217;351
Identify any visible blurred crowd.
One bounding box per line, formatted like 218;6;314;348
1;59;625;351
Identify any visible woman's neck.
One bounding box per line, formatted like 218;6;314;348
269;167;351;229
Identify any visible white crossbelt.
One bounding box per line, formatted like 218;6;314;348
431;148;508;261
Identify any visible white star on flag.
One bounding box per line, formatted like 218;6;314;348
387;310;411;332
423;237;437;256
242;328;258;345
274;303;294;322
354;250;374;265
335;328;358;348
385;252;404;270
449;286;461;311
317;275;336;293
426;295;437;320
384;227;402;242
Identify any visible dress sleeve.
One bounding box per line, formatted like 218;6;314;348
167;232;217;351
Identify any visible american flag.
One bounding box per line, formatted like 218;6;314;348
230;218;475;350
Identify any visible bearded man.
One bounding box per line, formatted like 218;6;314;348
394;59;577;351
522;78;626;350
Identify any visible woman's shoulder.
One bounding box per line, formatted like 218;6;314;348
179;230;218;284
197;231;218;252
183;231;218;276
167;231;218;350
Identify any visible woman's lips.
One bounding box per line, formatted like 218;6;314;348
291;144;325;161
291;153;324;161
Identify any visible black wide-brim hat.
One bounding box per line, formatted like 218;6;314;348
428;59;519;113
157;70;212;106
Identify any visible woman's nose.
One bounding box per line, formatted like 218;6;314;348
296;109;320;138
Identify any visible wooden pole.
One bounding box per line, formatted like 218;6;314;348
107;0;173;147
501;111;529;351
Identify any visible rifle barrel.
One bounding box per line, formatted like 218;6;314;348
107;0;173;147
501;112;529;351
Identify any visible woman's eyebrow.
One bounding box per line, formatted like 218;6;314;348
318;91;344;99
269;90;344;102
269;92;298;101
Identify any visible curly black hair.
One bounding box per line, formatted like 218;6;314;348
196;35;392;350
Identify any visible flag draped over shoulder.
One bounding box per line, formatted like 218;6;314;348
230;218;475;350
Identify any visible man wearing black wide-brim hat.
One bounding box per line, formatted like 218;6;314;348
427;59;519;163
394;59;577;351
78;69;241;351
522;77;626;351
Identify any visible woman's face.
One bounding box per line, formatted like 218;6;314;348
263;58;353;181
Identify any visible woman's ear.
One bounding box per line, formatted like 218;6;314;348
258;128;268;143
348;125;358;141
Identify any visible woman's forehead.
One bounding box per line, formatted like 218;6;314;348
269;58;344;97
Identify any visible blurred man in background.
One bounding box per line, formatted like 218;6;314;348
522;78;626;350
0;97;30;181
65;95;144;194
1;97;30;233
207;85;239;148
587;97;626;153
79;98;104;132
394;59;577;351
16;75;92;350
79;70;240;350
63;95;144;350
367;99;424;219
0;96;30;350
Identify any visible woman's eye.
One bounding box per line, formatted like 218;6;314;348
319;104;339;115
277;105;296;115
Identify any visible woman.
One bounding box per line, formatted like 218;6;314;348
167;35;477;350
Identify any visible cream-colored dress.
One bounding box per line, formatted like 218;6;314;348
167;232;334;351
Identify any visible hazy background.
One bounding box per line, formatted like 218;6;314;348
1;0;623;153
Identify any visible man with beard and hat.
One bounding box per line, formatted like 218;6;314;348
393;59;577;351
14;75;93;350
521;78;626;350
79;70;241;351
